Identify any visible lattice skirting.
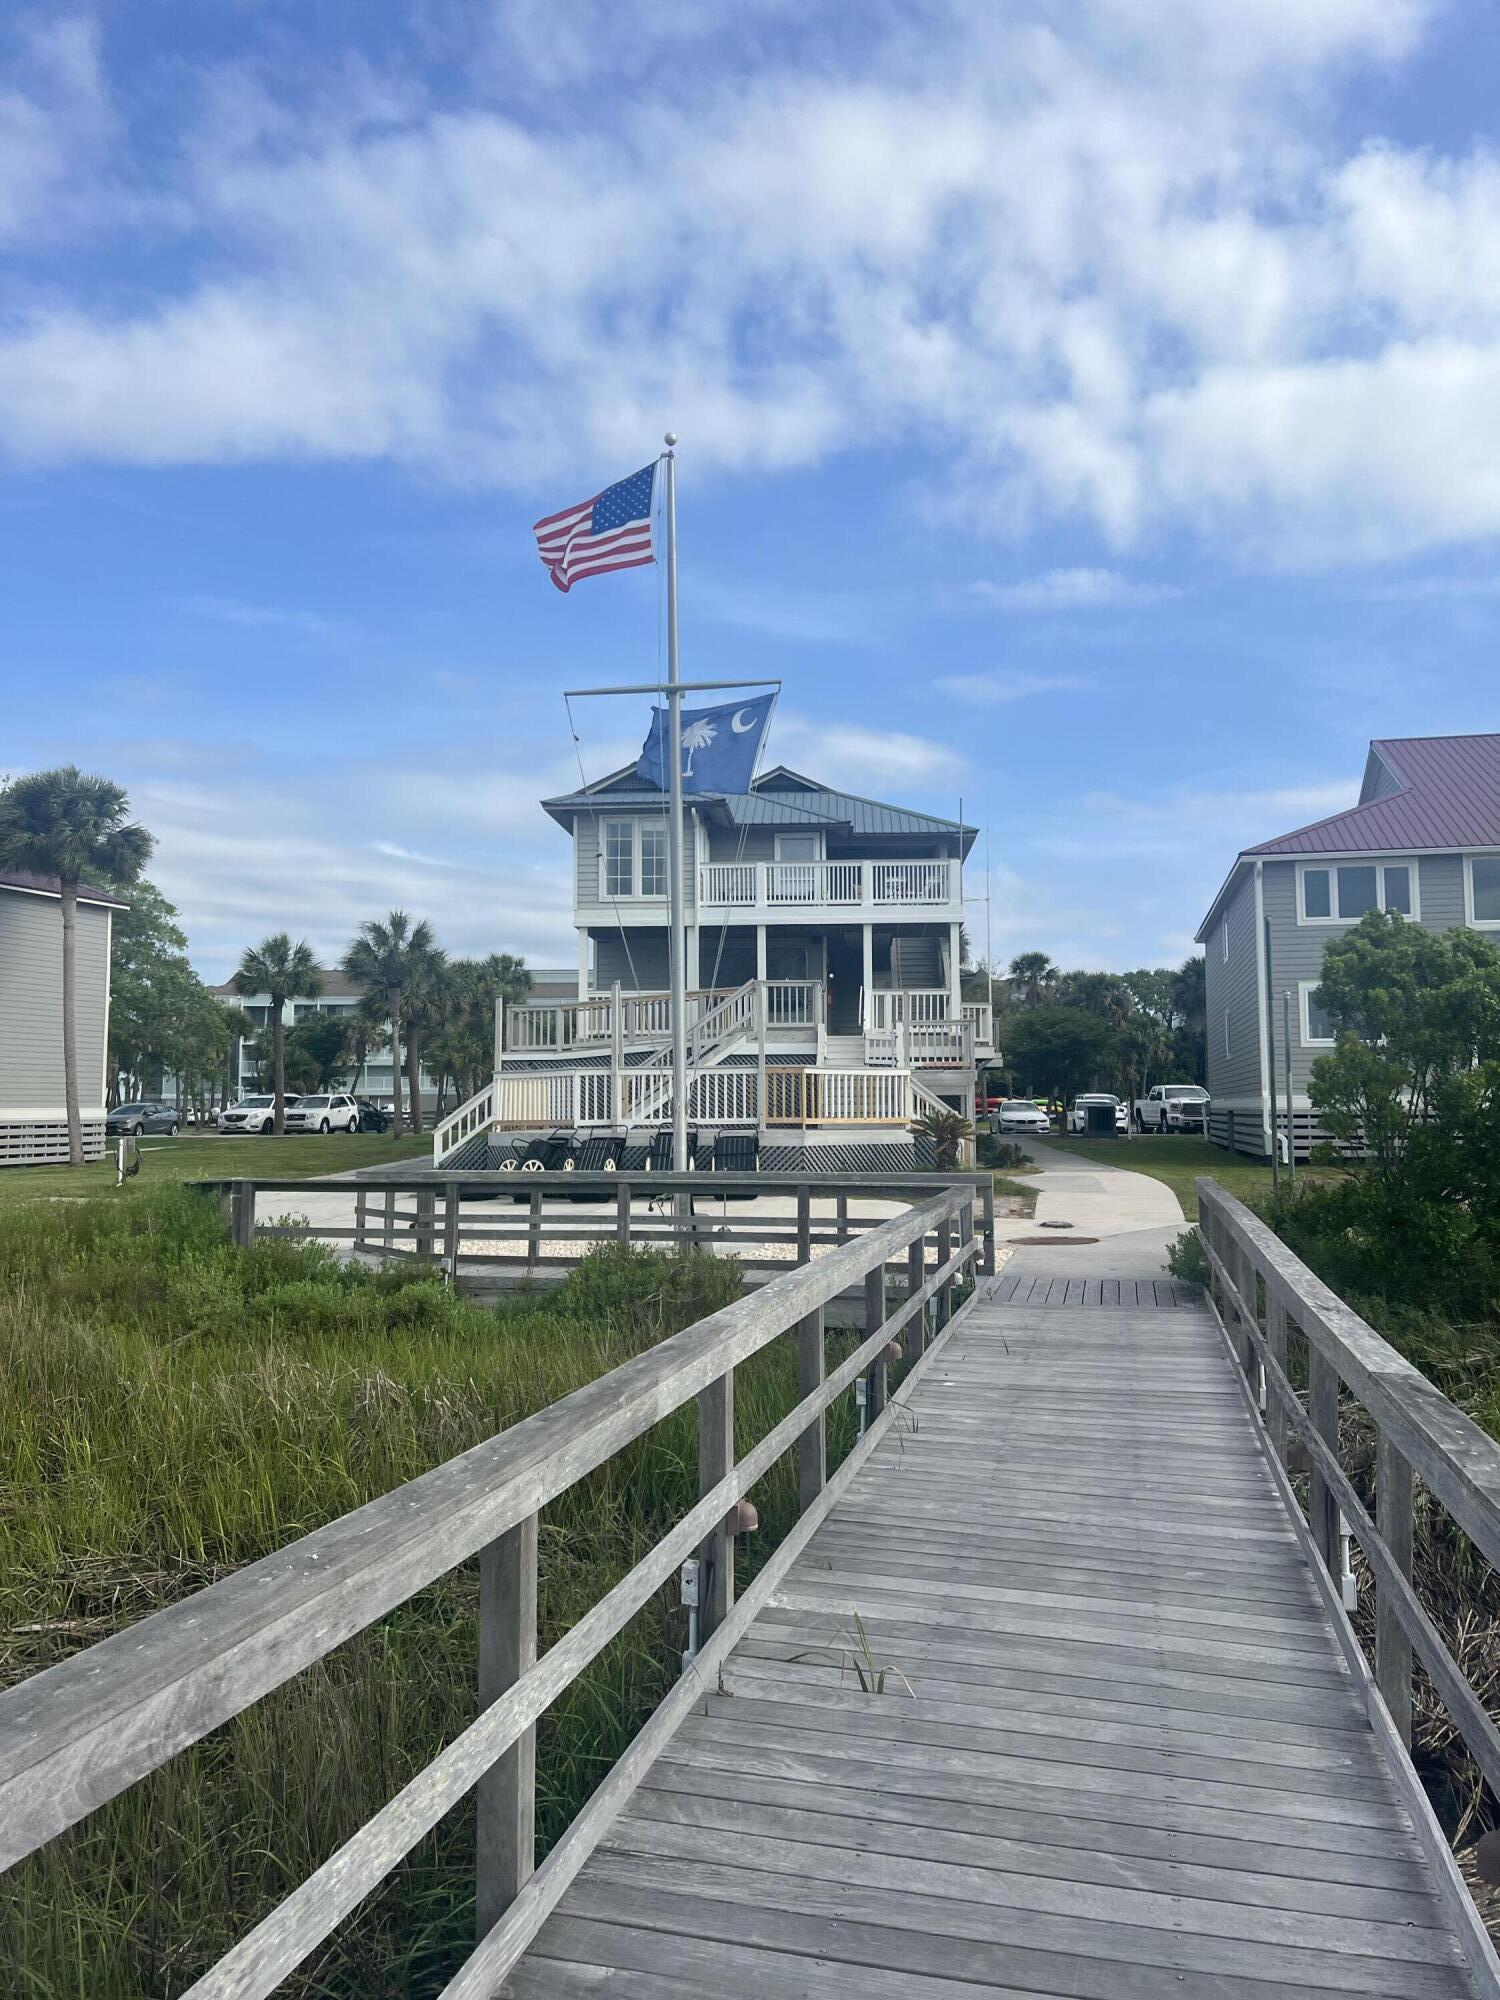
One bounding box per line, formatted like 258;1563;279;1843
1207;1106;1361;1162
437;1133;934;1175
0;1119;106;1166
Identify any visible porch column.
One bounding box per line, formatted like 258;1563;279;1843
948;922;962;1018
576;929;590;1001
755;924;767;982
861;923;874;1017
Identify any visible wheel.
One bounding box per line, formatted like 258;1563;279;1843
261;1120;274;1134
319;1118;330;1134
169;1122;179;1137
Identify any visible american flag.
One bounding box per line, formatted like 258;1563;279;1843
532;462;656;593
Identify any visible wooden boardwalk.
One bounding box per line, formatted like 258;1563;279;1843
506;1277;1482;1998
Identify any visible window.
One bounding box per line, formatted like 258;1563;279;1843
1468;856;1500;926
1299;860;1418;923
603;820;634;898
639;823;668;897
1300;981;1335;1046
776;832;821;861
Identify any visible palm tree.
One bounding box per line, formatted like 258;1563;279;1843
396;940;448;1136
680;717;717;776
232;936;321;1134
0;767;153;1163
341;912;437;1137
1008;951;1056;1006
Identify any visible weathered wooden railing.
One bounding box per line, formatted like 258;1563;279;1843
213;1170;996;1285
1198;1180;1500;1825
0;1183;983;1998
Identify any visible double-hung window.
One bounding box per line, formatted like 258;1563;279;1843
1299;860;1416;923
1467;856;1500;927
1299;981;1336;1046
639;823;668;897
603;820;635;898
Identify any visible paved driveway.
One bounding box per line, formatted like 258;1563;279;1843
996;1136;1187;1279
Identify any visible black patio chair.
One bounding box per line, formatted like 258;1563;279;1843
567;1133;625;1200
707;1131;761;1199
507;1131;575;1200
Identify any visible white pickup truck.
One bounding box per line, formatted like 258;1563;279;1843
1133;1084;1210;1133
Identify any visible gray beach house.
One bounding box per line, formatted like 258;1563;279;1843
1197;733;1500;1157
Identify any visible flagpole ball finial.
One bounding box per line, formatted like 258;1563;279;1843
664;431;677;448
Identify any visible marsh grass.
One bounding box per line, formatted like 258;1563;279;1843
0;1185;861;1997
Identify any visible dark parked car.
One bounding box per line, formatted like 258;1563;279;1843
354;1098;391;1133
106;1100;181;1137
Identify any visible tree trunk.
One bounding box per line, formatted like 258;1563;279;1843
272;1001;286;1133
60;878;84;1165
406;1024;424;1135
389;986;405;1136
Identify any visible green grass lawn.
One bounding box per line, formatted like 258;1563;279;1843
0;1130;434;1209
1041;1132;1283;1219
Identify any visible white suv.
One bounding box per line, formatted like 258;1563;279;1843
284;1092;361;1134
218;1094;294;1134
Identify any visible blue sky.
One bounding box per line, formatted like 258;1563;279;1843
3;0;1498;981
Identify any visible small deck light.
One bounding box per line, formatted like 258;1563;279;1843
728;1498;758;1535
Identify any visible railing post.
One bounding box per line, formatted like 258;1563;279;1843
476;1510;539;1939
1264;1289;1289;1463
383;1186;396;1253
1236;1240;1257;1377
415;1188;436;1260
958;1200;974;1294
980;1178;996;1276
615;1178;631;1250
865;1263;887;1418
796;1185;811;1265
835;1193;849;1244
527;1186;542;1270
935;1215;952;1331
443;1183;461;1282
795;1307;826;1512
230;1179;255;1250
698;1369;734;1639
905;1233;925;1365
1307;1340;1341;1574
1375;1430;1415;1746
354;1186;368;1255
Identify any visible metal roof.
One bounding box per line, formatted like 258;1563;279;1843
1245;733;1500;855
542;763;976;852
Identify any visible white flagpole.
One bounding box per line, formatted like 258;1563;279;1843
663;433;689;1173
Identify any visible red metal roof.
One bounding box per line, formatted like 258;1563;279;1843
1246;733;1500;855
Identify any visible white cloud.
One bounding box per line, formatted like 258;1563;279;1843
970;569;1177;612
0;0;1495;565
177;595;358;641
773;714;966;789
937;669;1093;703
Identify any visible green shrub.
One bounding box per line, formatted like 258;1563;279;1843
1166;1227;1207;1285
0;1189;803;1998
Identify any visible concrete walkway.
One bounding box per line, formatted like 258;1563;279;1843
995;1137;1186;1279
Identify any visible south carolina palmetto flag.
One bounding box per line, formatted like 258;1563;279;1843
532;462;656;592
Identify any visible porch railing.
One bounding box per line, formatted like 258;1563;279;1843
1197;1181;1500;1816
506;988;733;1052
0;1179;986;1998
697;859;956;910
484;1063;924;1132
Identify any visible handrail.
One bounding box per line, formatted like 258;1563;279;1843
1196;1179;1500;1793
0;1182;983;1999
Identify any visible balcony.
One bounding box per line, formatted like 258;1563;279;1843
698;858;957;914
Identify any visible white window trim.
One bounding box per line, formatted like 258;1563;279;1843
600;817;669;902
1463;854;1500;928
1298;979;1336;1048
1296;857;1420;925
775;830;825;861
1220;921;1229;963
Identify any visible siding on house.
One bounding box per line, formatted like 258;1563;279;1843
0;886;113;1164
592;929;671;991
1203;863;1264;1117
